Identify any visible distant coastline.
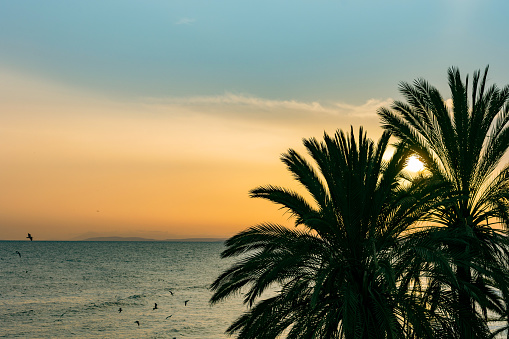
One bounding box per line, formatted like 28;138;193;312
0;236;228;242
81;236;227;242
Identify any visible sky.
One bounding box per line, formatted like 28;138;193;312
1;0;509;240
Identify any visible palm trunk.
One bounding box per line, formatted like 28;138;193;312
457;264;474;339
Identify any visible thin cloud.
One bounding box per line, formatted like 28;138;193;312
145;92;392;118
333;98;394;117
142;93;393;141
175;17;196;25
163;92;333;113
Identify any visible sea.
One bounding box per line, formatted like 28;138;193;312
0;241;247;338
2;241;507;338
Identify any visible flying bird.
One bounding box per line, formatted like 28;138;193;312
118;308;122;313
168;289;174;296
184;300;189;306
165;315;173;319
15;251;21;257
134;320;140;326
26;233;33;241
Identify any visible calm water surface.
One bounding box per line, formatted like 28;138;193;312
0;241;247;338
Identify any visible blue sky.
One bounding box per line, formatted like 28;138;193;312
2;1;508;102
1;1;509;240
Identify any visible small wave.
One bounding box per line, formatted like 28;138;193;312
7;309;35;317
127;294;145;300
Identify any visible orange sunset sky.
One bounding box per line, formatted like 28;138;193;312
2;1;509;240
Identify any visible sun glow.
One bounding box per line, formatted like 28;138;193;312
406;155;424;172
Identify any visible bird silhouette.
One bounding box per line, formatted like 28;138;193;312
184;300;189;306
153;303;158;310
118;307;122;313
15;251;21;258
26;233;33;241
134;320;140;326
168;289;174;296
165;314;173;319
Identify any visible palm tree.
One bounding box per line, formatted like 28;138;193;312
378;66;509;338
210;127;447;338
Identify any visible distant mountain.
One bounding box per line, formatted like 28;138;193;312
82;237;157;241
81;236;226;242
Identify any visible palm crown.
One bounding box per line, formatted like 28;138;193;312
211;127;444;338
378;66;509;338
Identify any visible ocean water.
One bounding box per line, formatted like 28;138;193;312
3;241;506;338
0;241;247;338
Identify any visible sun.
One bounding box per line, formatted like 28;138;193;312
406;155;424;172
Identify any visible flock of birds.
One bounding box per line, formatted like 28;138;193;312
15;233;189;337
121;290;190;329
125;290;193;339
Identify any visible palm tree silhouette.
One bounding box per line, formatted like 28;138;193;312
211;127;446;338
378;66;509;338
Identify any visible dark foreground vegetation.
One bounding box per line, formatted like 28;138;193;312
210;67;509;339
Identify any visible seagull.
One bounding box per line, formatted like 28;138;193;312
118;307;122;313
26;233;33;241
165;314;173;319
134;320;140;326
184;300;189;306
153;303;158;310
168;289;174;296
15;251;21;257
